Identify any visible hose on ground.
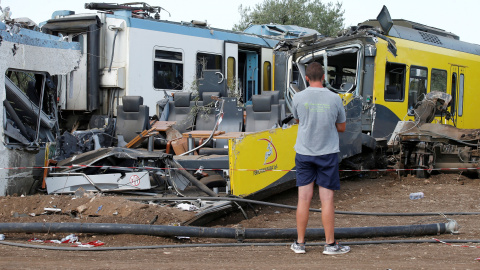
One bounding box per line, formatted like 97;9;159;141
0;220;458;240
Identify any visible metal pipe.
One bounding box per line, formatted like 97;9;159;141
166;159;218;197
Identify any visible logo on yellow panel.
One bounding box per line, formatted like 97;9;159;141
259;137;277;165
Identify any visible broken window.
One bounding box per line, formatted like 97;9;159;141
4;70;58;147
384;62;405;101
408;66;428;114
153;49;184;90
196;53;222;80
323;49;358;92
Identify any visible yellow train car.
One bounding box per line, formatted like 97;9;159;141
275;6;480;139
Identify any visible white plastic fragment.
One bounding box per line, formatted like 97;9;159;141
176;203;199;211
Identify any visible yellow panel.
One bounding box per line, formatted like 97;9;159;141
229;125;297;197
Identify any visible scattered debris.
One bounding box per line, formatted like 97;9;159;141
28;234;105;247
176;203;199;211
44;208;61;213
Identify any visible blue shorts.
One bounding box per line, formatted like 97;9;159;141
295;153;340;190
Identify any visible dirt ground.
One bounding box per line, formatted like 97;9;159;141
2;171;480;269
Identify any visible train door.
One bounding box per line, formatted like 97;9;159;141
242;50;258;105
449;65;465;127
225;42;238;94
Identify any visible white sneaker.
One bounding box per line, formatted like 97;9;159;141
323;242;350;255
290;240;306;254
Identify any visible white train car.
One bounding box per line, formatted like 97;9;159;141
41;3;279;126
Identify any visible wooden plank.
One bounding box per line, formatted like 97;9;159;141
213;132;252;139
150;121;176;132
182;130;225;138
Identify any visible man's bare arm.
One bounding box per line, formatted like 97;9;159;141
336;122;346;133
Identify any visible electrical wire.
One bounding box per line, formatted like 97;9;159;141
129;196;480;216
1;239;479;251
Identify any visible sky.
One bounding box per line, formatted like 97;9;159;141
3;0;480;44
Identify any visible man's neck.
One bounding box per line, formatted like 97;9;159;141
308;81;324;88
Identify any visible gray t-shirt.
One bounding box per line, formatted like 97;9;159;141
292;87;346;156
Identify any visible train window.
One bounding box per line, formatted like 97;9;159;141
384;62;405;101
153;49;184;90
459;73;464;116
196;53;223;79
227;57;236;90
263;61;271;91
408;66;428;114
430;69;447;93
451;73;457;116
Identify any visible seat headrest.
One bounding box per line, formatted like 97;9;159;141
174;92;192;107
122;96;143;112
262;91;280;104
252;95;272;112
202;92;220;105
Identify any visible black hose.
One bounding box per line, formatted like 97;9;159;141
0;221;457;240
1;239;477;252
129;196;480;216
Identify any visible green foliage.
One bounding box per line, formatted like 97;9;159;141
233;0;345;37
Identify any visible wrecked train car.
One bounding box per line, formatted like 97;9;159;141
275;6;480;141
388;91;480;178
0;13;81;195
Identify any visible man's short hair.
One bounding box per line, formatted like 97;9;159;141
306;62;324;82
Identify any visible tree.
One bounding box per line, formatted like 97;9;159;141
233;0;344;37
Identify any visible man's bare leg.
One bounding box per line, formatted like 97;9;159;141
319;186;335;244
296;182;314;243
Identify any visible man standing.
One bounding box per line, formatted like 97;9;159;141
290;62;349;255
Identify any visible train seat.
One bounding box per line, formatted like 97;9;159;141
167;92;195;133
245;95;279;132
116;96;150;146
195;91;221;131
261;90;286;121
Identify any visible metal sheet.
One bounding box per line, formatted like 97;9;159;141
46;171;150;194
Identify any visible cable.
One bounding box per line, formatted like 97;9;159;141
1;239;479;251
129;196;480;216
